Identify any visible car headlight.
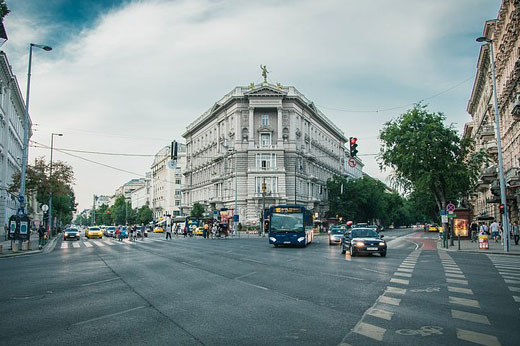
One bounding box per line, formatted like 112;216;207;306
64;233;69;236
355;241;364;247
269;237;276;242
297;237;305;242
379;242;385;246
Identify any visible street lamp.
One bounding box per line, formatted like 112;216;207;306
48;132;63;237
476;35;510;253
19;43;52;215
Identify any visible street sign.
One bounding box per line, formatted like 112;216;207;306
41;204;49;212
446;203;456;212
348;158;356;168
441;215;448;223
440;209;447;216
447;213;456;218
18;195;24;203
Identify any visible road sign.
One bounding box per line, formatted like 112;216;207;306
18;195;24;203
447;213;456;218
440;209;447;216
41;204;49;212
348;158;356;168
441;215;448;223
446;203;456;212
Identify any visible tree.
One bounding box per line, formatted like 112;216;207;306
0;1;10;21
379;104;487;214
190;202;205;219
137;205;153;224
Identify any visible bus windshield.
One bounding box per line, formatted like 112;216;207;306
270;213;304;233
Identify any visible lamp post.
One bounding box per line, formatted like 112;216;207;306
19;43;52;215
476;35;510;253
234;149;239;237
48;133;63;237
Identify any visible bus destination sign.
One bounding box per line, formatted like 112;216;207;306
274;207;302;213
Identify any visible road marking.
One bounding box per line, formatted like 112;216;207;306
499;271;520;277
379;295;401;306
394;272;412;278
398;267;414;272
367;308;393;321
80;277;121;287
241;258;265;265
400;264;415;268
449;296;480;308
504;279;520;284
513;296;520;302
238;280;268;291
92;241;105;247
362;268;389;275
235;272;257;280
508;286;520;292
446;273;466;279
445;268;463;273
456;329;501;346
446;278;468;285
74;305;147;326
72;242;80;248
402;261;416;265
322;273;364;281
60;243;69;249
390;278;409;285
443;265;460;269
353;322;386;341
448;286;473;295
452;310;490;325
502;275;520;280
83;241;93;248
385;286;406;295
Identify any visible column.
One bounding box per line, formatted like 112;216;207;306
277;107;283;146
249;107;254;148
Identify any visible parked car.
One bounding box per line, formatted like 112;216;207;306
340;227;387;257
64;228;80;241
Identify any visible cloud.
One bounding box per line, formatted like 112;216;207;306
1;0;500;210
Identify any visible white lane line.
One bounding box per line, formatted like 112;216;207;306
449;296;480;308
60;243;69;249
361;268;389;275
367;308;393;321
508;286;520;292
241;258;265;265
448;286;474;295
238;280;269;291
235;272;257;280
390;278;409;285
72;242;80;248
513;296;520;302
447;278;469;285
446;273;466;279
397;268;414;273
456;328;501;346
379;295;401;306
83;242;93;248
394;272;412;278
74;305;147;326
385;286;406;295
504;279;520;284
452;310;490;325
80;277;121;287
353;322;386;341
321;273;364;281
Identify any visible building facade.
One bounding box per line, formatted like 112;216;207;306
466;1;520;221
181;82;363;223
114;178;146;200
151;144;187;218
0;51;30;227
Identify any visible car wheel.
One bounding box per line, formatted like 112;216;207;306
350;246;356;257
274;244;279;248
340;244;346;254
380;251;387;257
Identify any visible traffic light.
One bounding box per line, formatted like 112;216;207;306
349;137;358;157
499;204;505;214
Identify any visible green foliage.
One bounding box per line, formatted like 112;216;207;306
379;104;487;211
0;0;9;21
96;204;113;225
190;202;205;219
137;205;153;224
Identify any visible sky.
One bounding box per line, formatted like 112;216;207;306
2;0;501;212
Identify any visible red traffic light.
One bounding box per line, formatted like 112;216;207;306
350;137;358;145
106;210;111;214
499;204;505;214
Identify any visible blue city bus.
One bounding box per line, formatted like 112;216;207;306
267;205;314;247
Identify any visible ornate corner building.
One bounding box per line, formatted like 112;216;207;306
466;0;520;221
181;82;363;222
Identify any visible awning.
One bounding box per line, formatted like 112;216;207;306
476;215;494;221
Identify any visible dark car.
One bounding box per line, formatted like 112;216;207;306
340;228;387;257
64;228;80;241
328;227;345;245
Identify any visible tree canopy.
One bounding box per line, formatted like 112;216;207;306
190;202;205;219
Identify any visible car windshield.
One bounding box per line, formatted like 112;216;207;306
107;227;116;230
67;229;78;232
90;227;100;231
270;213;304;233
330;228;344;234
351;229;379;238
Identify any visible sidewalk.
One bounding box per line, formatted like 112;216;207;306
0;231;59;258
440;237;520;256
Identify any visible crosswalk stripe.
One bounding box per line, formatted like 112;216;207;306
498;271;520;276
398;268;414;273
446;273;466;279
502;276;520;280
379;296;401;306
447;278;468;285
394;272;412;278
456;329;501;346
92;241;105;247
72;242;80;248
448;286;473;295
60;243;69;249
508;286;520;292
452;310;490;325
353;322;386;341
504;279;520;284
390;278;409;285
494;265;519;270
83;242;93;248
449;296;480;308
367;308;393;321
385;286;406;295
513;296;520;302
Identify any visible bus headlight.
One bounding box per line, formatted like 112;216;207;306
297;237;305;242
269;237;276;242
355;241;364;247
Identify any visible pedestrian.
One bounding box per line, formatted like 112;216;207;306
183;225;187;238
490;220;499;242
513;221;519;245
38;224;45;249
166;224;172;240
203;223;209;239
470;221;478;243
116;227;122;241
211;224;217;239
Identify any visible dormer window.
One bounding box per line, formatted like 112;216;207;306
262;114;269;126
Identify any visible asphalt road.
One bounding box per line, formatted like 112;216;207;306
1;228;519;346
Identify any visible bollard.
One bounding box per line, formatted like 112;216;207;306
12;241;18;252
21;241;29;251
0;244;3;254
458;233;460;250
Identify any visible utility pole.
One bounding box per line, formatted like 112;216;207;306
92;194;96;226
234;149;239;237
261;179;266;237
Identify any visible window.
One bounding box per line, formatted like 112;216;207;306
175;190;181;196
175;179;181;185
175;200;181;206
260;133;271;147
261;114;269;126
255;177;277;194
256;153;276;170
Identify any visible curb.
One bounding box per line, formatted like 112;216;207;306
0;236;60;259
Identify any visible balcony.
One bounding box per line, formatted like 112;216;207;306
479;126;495;142
476;179;489;192
480;165;497;183
505;167;520;186
512;94;520;120
484;141;498;155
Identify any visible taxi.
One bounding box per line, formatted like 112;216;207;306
428;224;440;232
86;226;103;239
153;227;164;233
